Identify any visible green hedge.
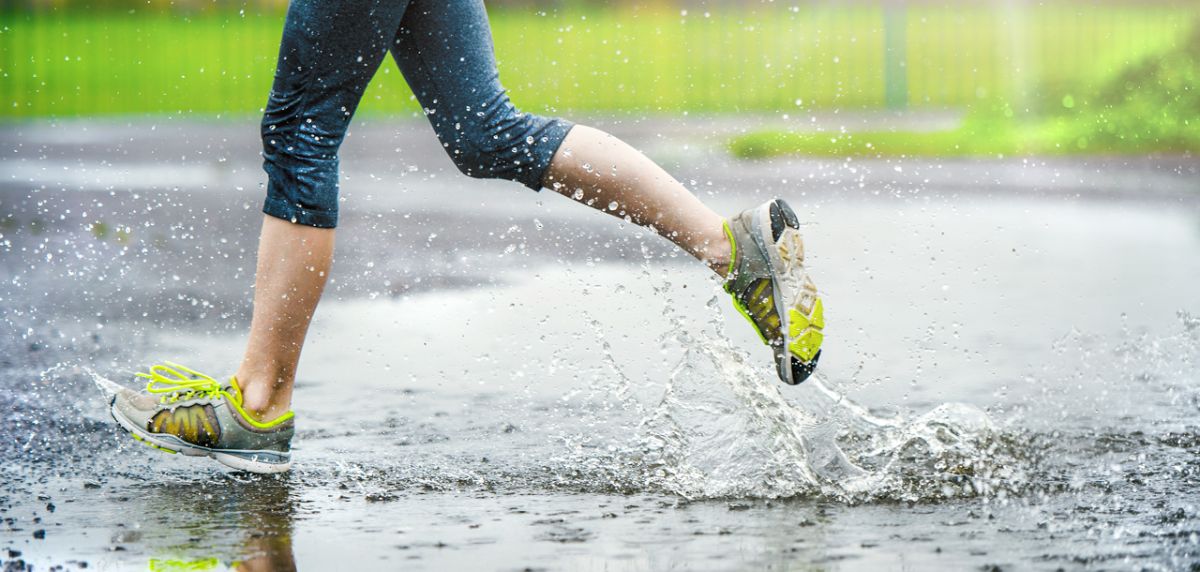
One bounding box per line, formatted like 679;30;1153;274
730;23;1200;158
0;4;1192;118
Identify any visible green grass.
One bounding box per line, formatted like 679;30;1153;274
0;4;1194;118
729;24;1200;159
728;114;1170;159
729;111;1200;159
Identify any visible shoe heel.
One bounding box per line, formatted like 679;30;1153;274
773;199;800;229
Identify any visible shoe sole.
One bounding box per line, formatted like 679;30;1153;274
751;199;822;384
109;397;292;474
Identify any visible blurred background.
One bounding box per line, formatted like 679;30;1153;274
1;0;1197;157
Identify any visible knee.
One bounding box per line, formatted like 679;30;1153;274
260;90;350;228
444;141;498;181
441;112;527;181
434;96;568;189
261;92;348;162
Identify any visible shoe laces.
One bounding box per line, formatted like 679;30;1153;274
137;362;225;405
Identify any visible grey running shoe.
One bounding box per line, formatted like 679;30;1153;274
724;199;824;385
110;362;294;473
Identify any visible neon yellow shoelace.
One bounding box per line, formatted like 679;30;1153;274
137;362;224;405
136;361;295;428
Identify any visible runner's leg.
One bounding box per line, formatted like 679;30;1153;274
390;0;730;275
237;0;412;420
542;126;731;275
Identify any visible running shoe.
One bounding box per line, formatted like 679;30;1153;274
109;362;294;473
723;199;824;384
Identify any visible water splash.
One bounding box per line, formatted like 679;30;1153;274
36;304;1200;508
87;367;125;397
55;282;1070;504
590;292;1025;502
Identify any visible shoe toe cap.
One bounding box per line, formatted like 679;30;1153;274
776;350;820;385
112;387;159;418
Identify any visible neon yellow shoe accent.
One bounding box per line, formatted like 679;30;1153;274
789;329;824;363
724;220;770;345
788;298;825;337
788;298;825;362
723;220;738;277
788;308;810;336
136;362;294;429
148;558;221;572
131;432;178;454
810;297;825;329
732;298;769;344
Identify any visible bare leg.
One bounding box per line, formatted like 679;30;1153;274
236;534;296;572
234;215;334;422
542;124;731;277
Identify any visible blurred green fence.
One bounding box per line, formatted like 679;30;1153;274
0;1;1193;118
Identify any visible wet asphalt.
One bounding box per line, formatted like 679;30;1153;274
1;115;1199;571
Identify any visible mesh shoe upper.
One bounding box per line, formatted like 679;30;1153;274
111;363;294;455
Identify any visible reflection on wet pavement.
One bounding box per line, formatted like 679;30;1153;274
140;478;296;572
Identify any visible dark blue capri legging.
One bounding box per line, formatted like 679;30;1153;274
261;0;575;228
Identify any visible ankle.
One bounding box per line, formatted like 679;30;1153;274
233;370;294;422
707;254;731;278
240;386;292;423
704;224;733;278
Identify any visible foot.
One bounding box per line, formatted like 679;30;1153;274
110;362;295;473
723;199;824;384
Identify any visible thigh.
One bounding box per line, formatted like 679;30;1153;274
389;0;508;141
390;0;574;189
264;0;412;140
260;0;412;227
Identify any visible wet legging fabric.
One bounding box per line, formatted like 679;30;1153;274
260;0;575;228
